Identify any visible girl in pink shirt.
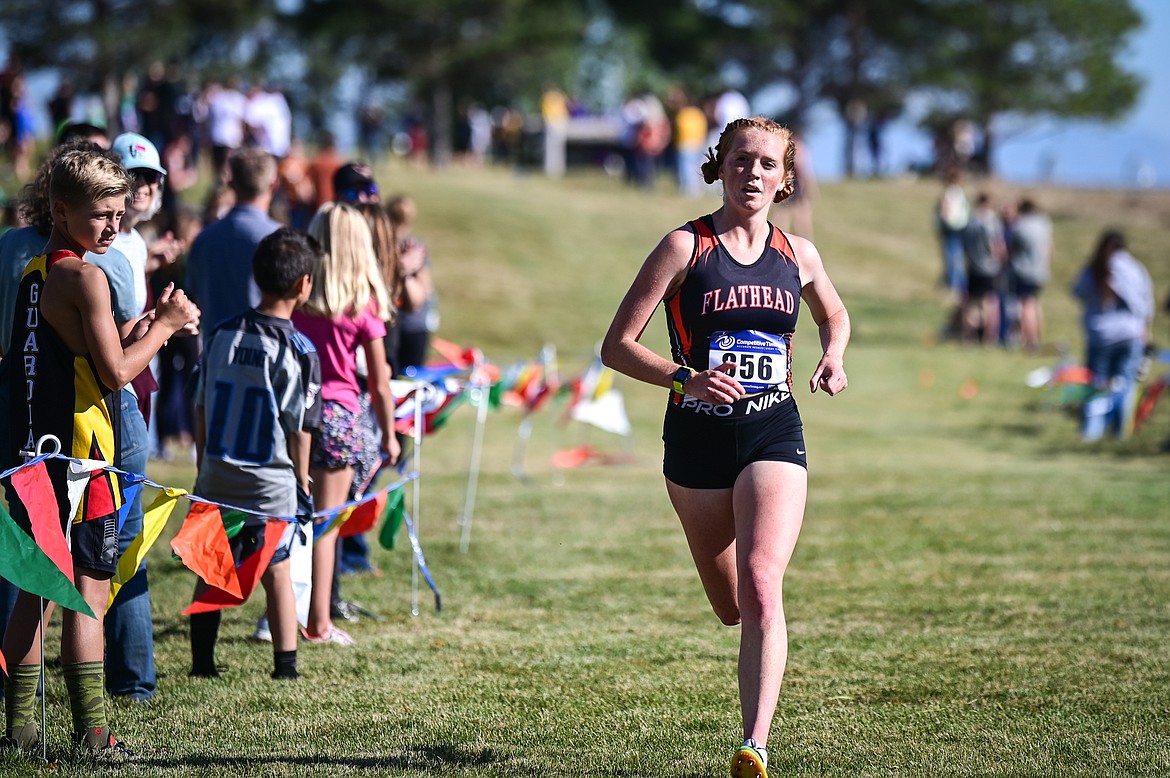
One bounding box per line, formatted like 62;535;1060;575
293;202;400;644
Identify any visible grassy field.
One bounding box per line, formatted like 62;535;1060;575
3;163;1169;777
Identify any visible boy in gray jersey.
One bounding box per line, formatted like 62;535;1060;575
188;227;321;680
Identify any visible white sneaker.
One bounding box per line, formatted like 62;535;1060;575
251;615;272;643
300;624;356;646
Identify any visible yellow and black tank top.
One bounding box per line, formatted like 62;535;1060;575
2;251;121;525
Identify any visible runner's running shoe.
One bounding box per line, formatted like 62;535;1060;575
730;738;768;778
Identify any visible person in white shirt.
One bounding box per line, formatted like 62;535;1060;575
245;83;292;160
202;78;247;180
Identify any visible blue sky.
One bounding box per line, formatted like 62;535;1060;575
801;0;1170;188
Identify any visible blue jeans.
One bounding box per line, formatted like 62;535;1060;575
104;390;157;700
1082;339;1144;441
940;228;967;293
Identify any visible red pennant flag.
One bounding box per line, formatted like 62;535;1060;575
183;521;287;614
339;491;388;539
171;502;242;598
429;336;474;369
82;435;119;520
9;461;74;584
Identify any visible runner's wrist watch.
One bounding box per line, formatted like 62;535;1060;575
672;366;695;394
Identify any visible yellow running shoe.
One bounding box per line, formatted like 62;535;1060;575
730;738;768;778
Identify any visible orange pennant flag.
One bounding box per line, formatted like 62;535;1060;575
171;502;242;598
183;521;287;614
339;491;388;539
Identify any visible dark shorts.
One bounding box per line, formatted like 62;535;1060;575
70;513;121;573
232;521;299;567
967;272;997;298
1012;277;1043;299
4;460;120;574
662;388;806;489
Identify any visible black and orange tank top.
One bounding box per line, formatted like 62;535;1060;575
663;216;802;394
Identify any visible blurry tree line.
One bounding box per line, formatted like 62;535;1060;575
0;0;1144;176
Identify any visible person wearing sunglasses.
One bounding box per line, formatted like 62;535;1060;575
104;132;197;703
111;132;186;316
333;161;380;205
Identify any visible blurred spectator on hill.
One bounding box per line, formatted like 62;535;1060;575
775;129;818;239
706;87;751;158
541;85;570;126
622;91;671;189
713;87;750;129
245;81;292;161
935;168;970;303
47;78;75;131
1008;197;1054;352
358;102;387;163
403;107;430;167
200;77;247;182
137;60;176;153
309;130;345;209
277;137;316;229
151;208;205;462
961;193;1006;345
160;130;200;233
1;69;36;181
119;72;139;133
998;199;1020;345
1072;230;1154;441
57;120;109;148
668;88;708;197
457;101;492;168
493;104;525;168
867;110;891;178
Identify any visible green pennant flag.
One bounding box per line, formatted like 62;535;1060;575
0;502;95;619
488;382;504;409
429;391;468;433
221;509;250;540
378;486;406;551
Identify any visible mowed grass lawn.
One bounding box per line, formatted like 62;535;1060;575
3;163;1168;777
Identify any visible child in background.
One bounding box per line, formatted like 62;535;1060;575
188;227;321;680
294;202;399;645
1;149;197;754
385;195;437;375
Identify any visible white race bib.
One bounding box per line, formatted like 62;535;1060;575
709;330;789;393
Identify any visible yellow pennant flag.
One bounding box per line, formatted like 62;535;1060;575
106;487;188;611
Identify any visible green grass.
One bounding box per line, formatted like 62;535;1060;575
3;166;1169;776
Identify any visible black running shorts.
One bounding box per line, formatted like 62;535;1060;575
662;389;806;489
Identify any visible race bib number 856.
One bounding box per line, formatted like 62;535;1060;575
709;330;789;393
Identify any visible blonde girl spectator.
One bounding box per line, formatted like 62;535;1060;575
334;201;406;583
292;202;400;645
